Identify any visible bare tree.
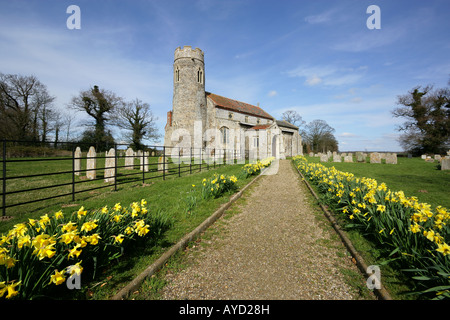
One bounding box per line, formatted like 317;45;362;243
70;85;123;149
282;110;305;127
115;98;160;150
302;119;338;153
0;73;55;141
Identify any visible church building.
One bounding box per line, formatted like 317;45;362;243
164;46;302;161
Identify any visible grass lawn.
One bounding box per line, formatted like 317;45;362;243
306;156;450;210
0;159;256;299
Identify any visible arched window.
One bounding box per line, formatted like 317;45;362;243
220;127;229;145
175;67;180;82
197;68;203;84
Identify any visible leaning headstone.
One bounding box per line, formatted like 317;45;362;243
86;146;96;180
356;152;365;162
320;154;328;162
104;148;115;183
333;154;341;162
125;148;134;169
74;147;82;176
344;155;353;163
385;153;397;164
370;152;381;164
442;158;450;170
158;155;168;173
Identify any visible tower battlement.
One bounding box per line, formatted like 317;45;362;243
174;46;204;62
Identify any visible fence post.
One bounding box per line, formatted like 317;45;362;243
142;149;145;184
114;143;118;191
199;147;202;172
72;143;75;202
2;139;6;217
178;147;181;177
163;146;166;180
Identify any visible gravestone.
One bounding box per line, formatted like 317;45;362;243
140;151;149;172
333;154;341;162
425;156;434;163
356;152;365;162
86;146;96;180
434;155;441;161
441;158;450;170
309;152;314;157
125;148;134;169
421;154;427;160
327;151;332;158
158;155;168;173
320;154;328;162
385;153;397;164
104;148;115;183
344;155;353;163
74;147;82;176
370;152;381;164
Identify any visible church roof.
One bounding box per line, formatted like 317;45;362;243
206;92;274;120
276;120;299;130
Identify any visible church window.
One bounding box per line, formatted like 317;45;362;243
245;116;249;123
228;112;233;119
257;118;260;124
220;126;229;145
175;67;180;82
254;137;259;147
197;68;203;84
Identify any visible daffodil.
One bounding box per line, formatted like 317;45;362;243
49;269;66;285
61;221;77;233
76;206;87;219
54;210;64;219
113;234;125;244
436;243;450;256
81;220;98;233
67;261;83;276
0;281;21;299
114;203;122;212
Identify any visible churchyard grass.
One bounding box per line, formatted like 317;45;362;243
0;153;231;223
0;160;259;299
306;155;450;210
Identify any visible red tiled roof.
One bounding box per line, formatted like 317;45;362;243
206;92;274;120
251;124;271;130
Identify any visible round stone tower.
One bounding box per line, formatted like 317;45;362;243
169;46;207;148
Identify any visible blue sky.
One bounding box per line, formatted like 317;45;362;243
1;0;449;151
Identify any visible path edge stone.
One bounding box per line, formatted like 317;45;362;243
291;161;393;300
111;170;265;300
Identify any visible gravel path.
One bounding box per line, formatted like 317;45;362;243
160;159;366;300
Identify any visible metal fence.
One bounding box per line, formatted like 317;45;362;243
0;140;245;218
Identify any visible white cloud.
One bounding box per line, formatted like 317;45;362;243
287;64;366;87
339;132;359;138
305;75;322;86
268;90;278;97
304;9;337;24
